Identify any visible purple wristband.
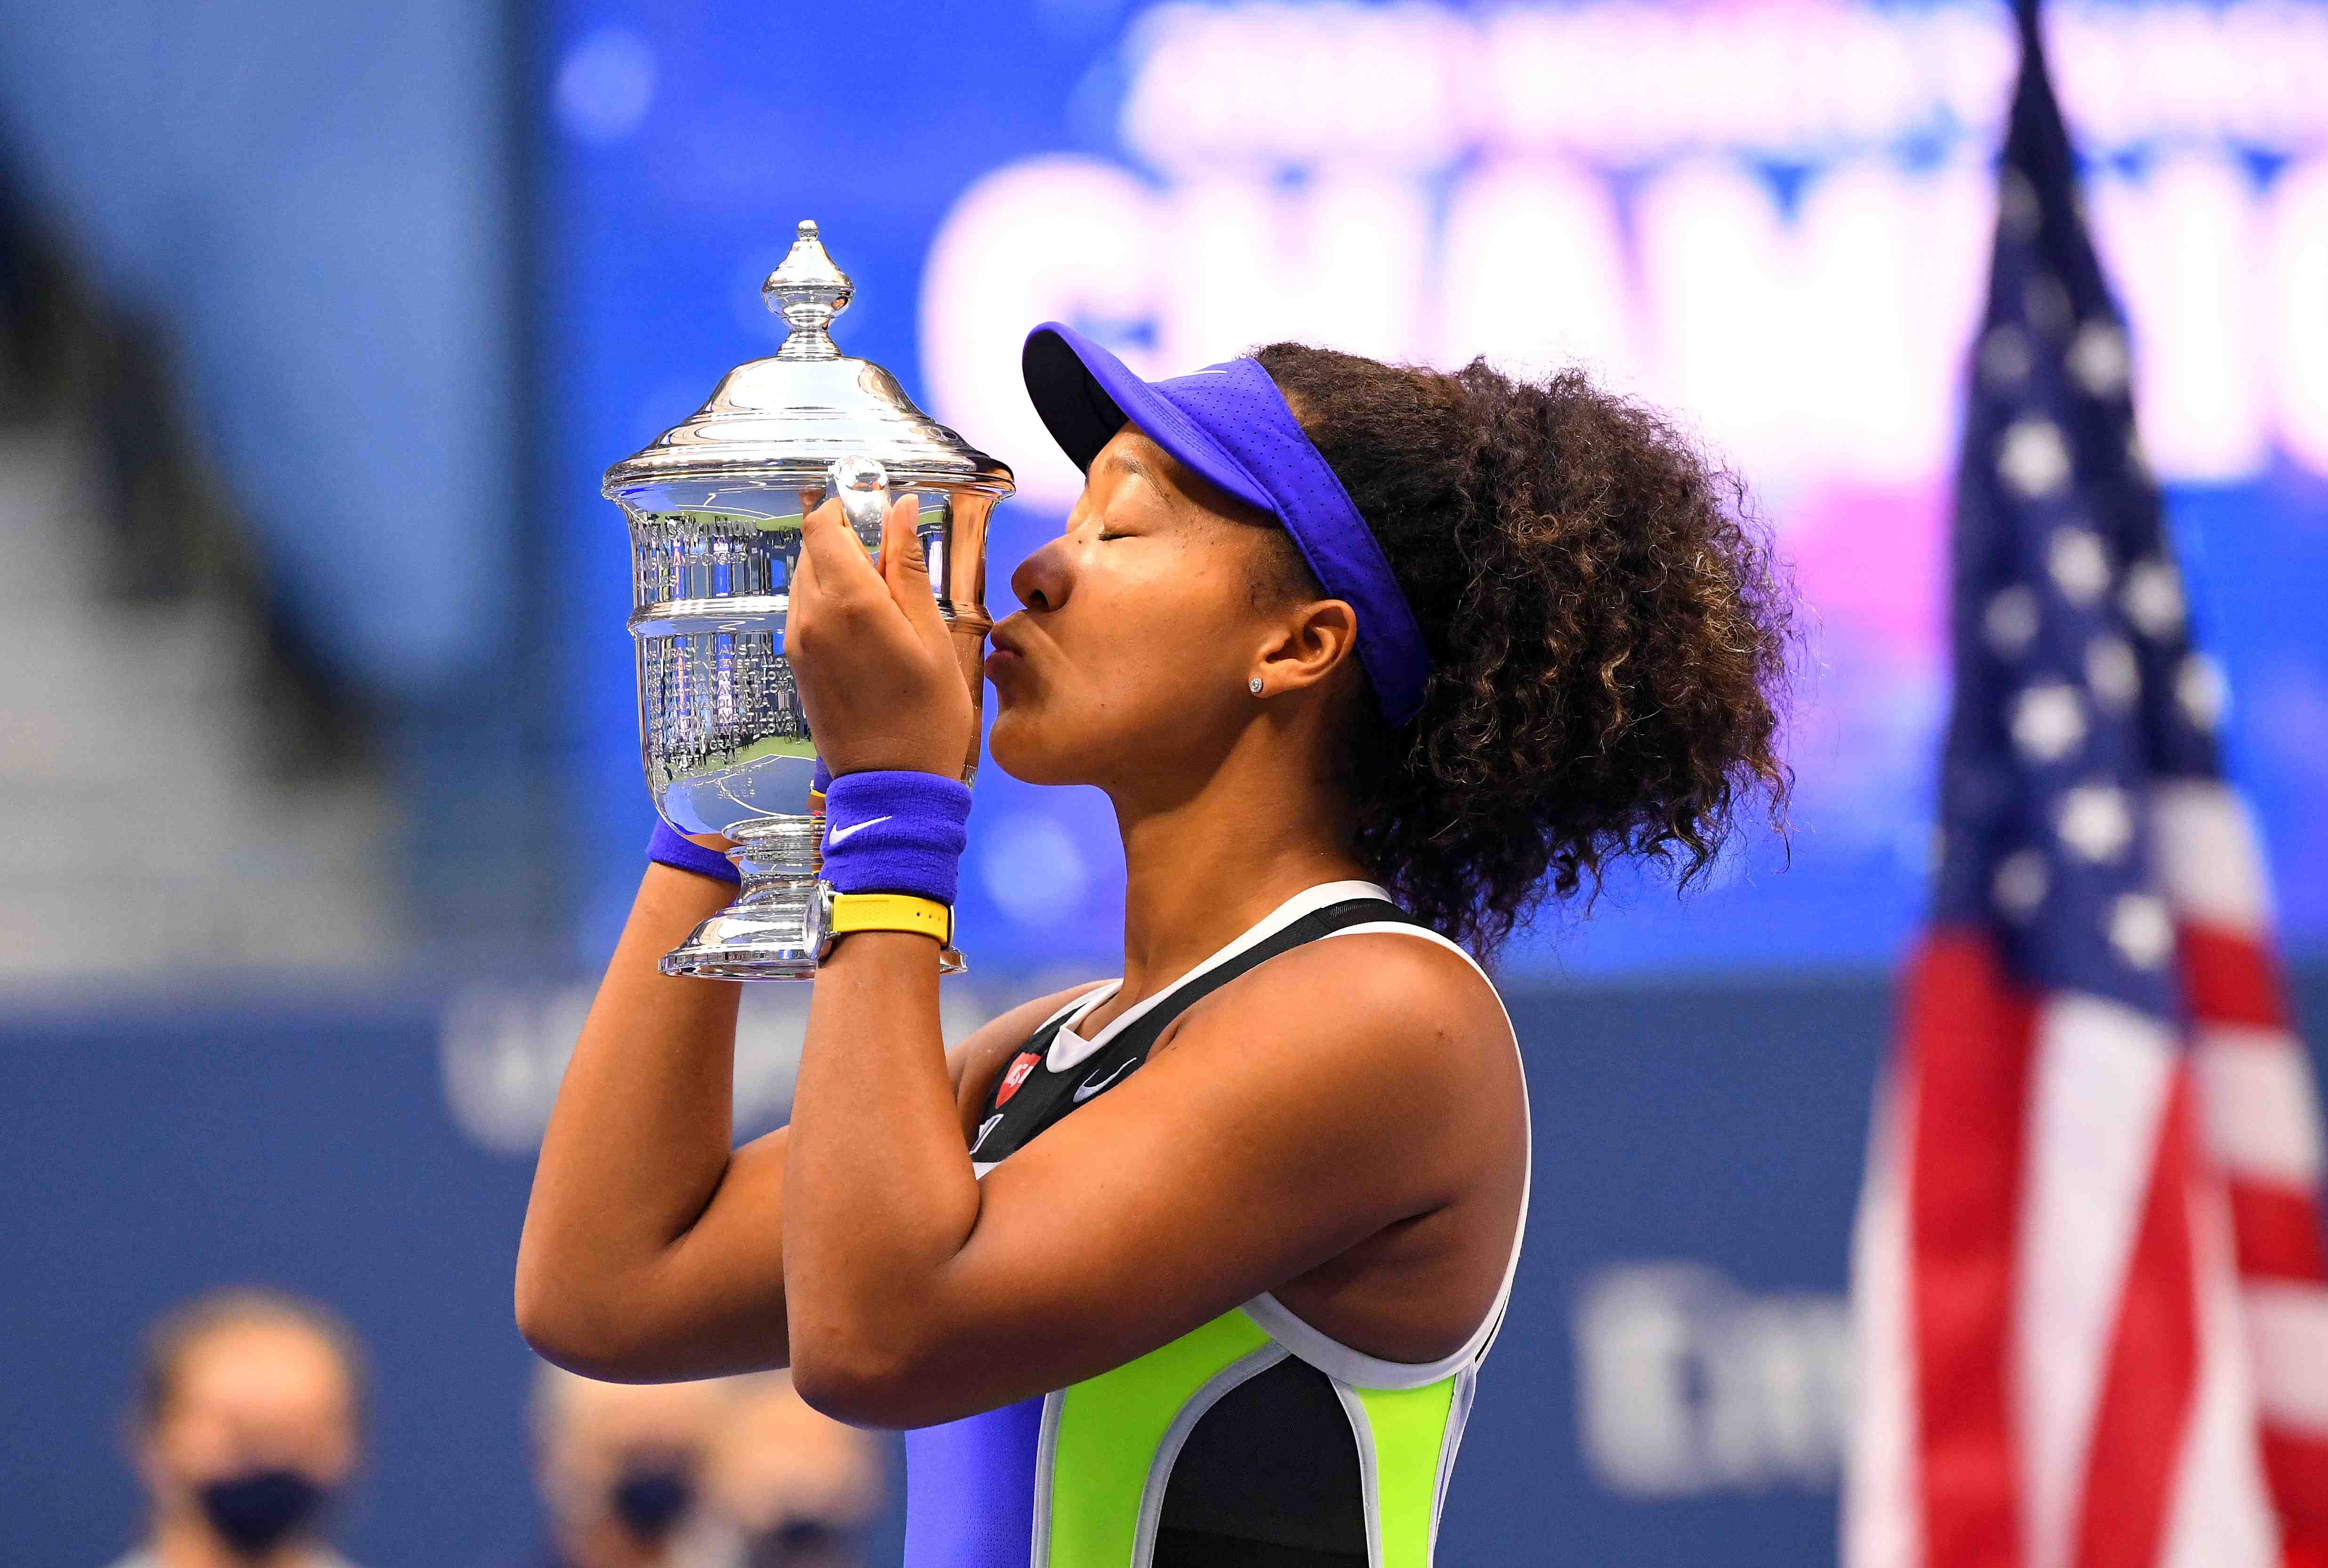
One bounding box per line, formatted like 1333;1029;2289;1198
820;771;971;905
647;820;741;885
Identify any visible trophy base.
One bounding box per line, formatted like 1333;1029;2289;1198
658;815;967;981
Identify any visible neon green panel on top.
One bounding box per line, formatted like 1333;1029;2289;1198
1038;1305;1466;1568
1356;1379;1460;1568
1042;1308;1274;1565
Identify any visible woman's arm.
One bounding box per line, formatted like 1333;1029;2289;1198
513;863;774;1380
514;850;1088;1382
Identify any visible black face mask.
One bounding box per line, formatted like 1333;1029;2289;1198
745;1520;851;1568
197;1468;328;1558
609;1464;694;1546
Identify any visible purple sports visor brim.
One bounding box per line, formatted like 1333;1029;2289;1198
1020;322;1434;728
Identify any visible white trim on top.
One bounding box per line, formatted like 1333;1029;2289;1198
1041;983;1122;1075
1433;1364;1478;1552
1028;1387;1064;1568
1043;880;1399;1074
1332;1381;1389;1568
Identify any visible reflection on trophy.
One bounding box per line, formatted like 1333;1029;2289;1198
603;220;1013;980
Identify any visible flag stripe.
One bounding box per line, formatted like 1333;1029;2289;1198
1909;931;2033;1568
2178;925;2286;1032
1848;1073;1923;1568
2071;1074;2202;1568
2261;1427;2328;1545
2227;1182;2328;1282
2021;996;2178;1568
2244;1283;2328;1433
2159;1177;2279;1568
2194;1027;2328;1186
2152;782;2273;933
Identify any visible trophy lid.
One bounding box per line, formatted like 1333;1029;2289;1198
603;220;1014;500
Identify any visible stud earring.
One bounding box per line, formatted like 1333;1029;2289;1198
1248;676;1264;695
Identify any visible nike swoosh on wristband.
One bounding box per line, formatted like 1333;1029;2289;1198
1073;1059;1137;1102
825;814;893;846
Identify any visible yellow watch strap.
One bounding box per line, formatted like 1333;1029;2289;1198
827;891;953;945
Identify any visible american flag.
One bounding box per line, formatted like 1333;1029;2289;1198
1843;7;2328;1568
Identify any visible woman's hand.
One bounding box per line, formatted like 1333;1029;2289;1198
788;493;975;779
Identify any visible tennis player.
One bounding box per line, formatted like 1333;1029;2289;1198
517;328;1793;1568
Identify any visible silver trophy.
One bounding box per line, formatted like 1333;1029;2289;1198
603;220;1013;980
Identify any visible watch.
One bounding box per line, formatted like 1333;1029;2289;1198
811;881;954;963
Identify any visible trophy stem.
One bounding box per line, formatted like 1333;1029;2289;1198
658;813;968;981
659;816;824;981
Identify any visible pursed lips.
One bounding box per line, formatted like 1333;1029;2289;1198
985;618;1037;686
993;611;1062;662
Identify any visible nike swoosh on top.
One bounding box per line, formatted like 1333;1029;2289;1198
1072;1059;1137;1102
826;814;892;846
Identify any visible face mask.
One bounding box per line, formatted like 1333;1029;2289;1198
609;1464;694;1546
745;1520;848;1568
197;1468;328;1558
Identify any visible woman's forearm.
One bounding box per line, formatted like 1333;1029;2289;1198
783;931;983;1412
515;865;784;1376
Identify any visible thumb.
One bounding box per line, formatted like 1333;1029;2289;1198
881;495;947;640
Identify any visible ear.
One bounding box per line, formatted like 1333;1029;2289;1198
1253;598;1360;697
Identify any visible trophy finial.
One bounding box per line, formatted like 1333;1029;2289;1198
763;219;852;362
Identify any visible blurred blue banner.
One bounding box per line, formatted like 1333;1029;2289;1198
546;0;2328;978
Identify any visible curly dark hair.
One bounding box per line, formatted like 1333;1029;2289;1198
1250;343;1796;961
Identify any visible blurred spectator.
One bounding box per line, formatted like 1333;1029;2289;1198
114;1287;367;1568
703;1374;883;1568
528;1366;733;1568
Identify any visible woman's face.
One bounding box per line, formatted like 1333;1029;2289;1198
985;427;1288;796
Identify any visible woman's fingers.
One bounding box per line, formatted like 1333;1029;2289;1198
796;495;883;604
787;487;974;778
880;496;948;643
789;535;819;641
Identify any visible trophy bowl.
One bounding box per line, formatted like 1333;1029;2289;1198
604;221;1012;980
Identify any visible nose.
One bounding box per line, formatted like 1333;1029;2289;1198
1011;533;1073;614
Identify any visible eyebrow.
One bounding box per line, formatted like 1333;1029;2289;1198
1097;444;1155;489
1100;442;1215;527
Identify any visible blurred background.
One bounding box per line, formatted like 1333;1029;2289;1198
1;0;2321;1563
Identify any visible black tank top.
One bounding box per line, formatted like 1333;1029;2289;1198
969;893;1430;1567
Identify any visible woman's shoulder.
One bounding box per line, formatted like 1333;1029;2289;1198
1172;922;1515;1091
1288;921;1504;1026
1134;926;1522;1225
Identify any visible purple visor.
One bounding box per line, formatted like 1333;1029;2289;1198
1021;323;1434;727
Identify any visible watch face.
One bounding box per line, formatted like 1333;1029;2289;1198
808;880;837;964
